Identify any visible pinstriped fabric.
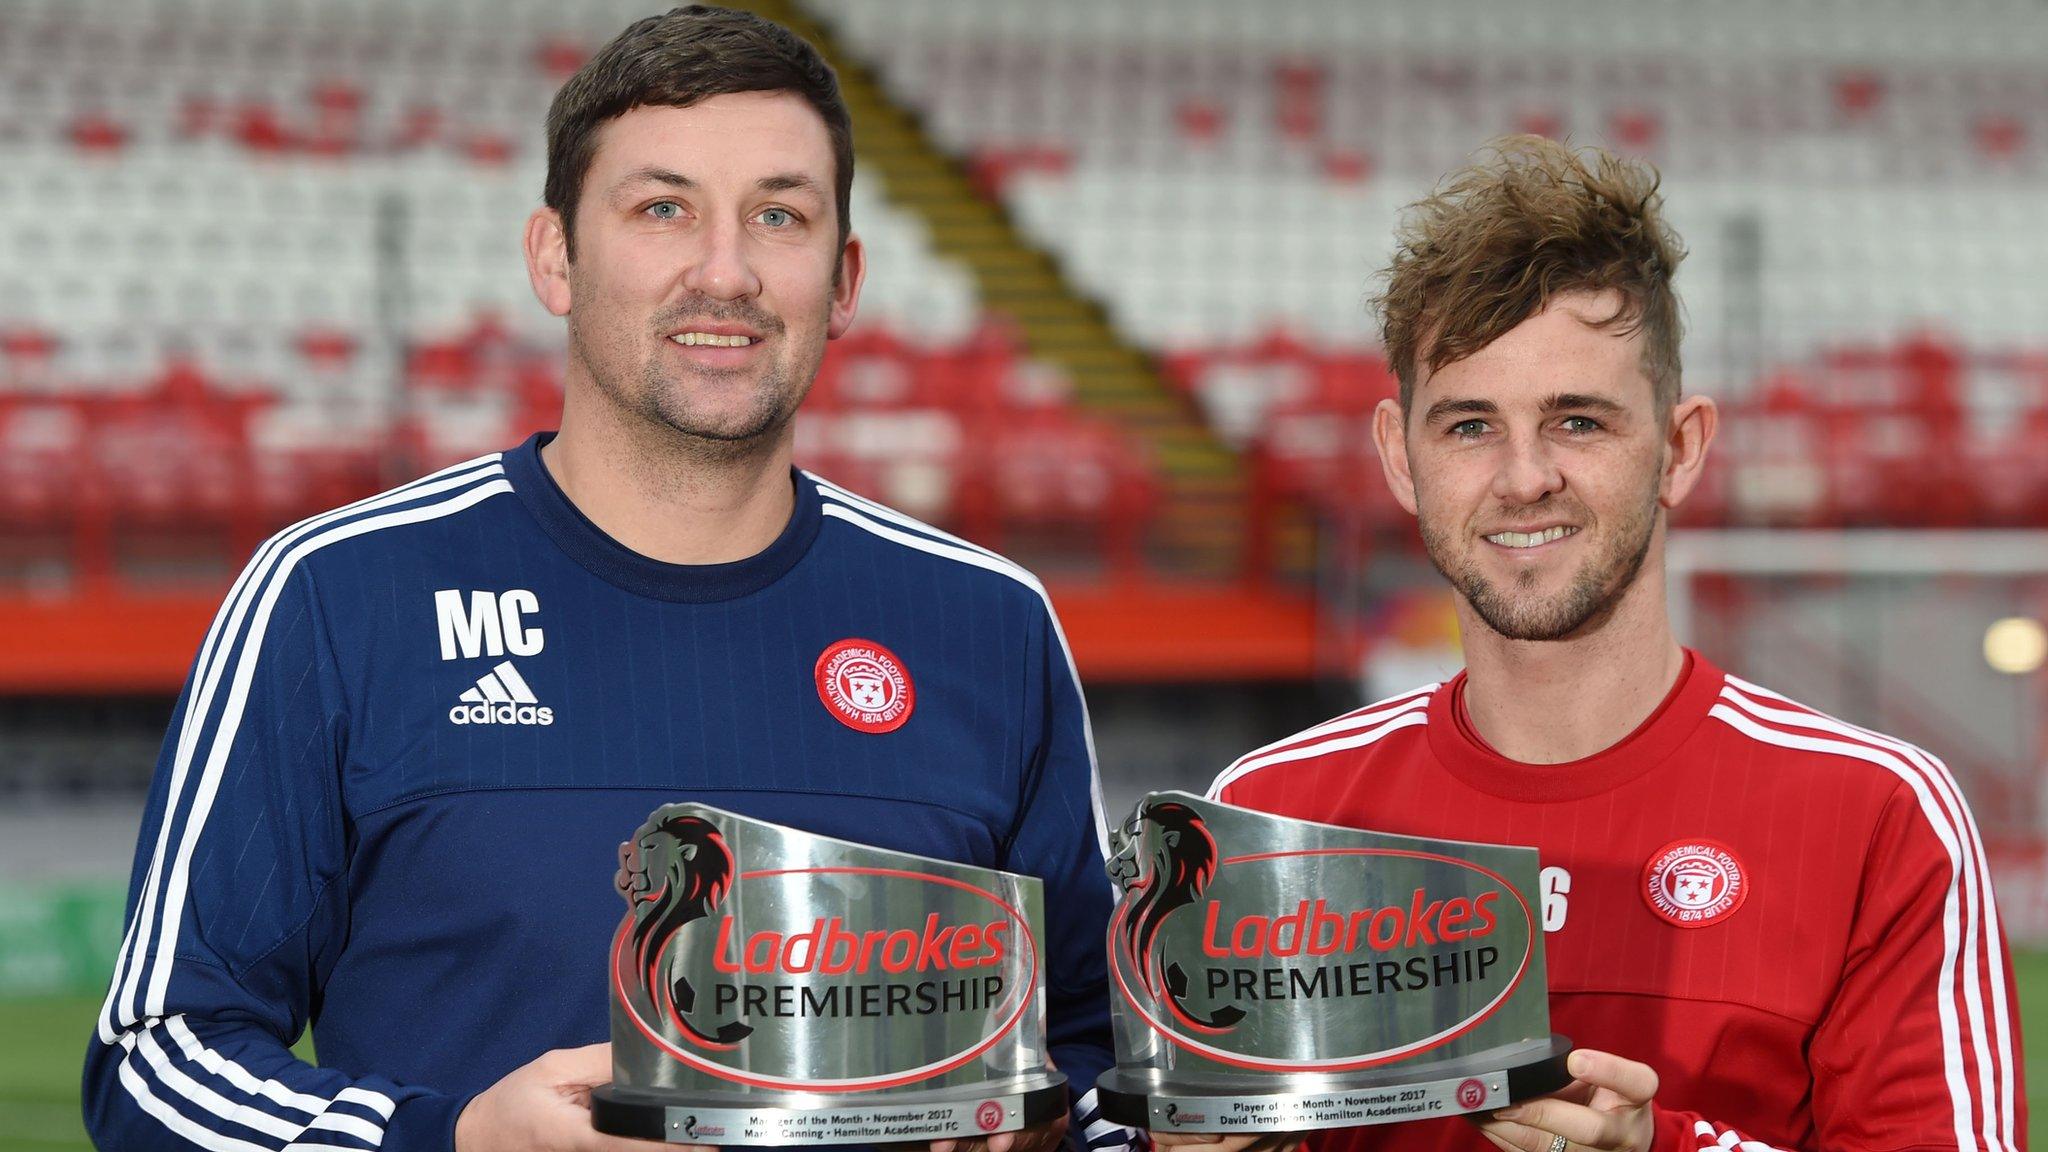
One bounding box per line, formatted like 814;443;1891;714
88;440;1127;1150
1205;688;1436;800
1712;682;2017;1152
809;474;1135;1152
1205;653;2022;1150
95;456;510;1150
808;473;1114;860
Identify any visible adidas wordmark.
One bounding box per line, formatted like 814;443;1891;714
450;660;555;726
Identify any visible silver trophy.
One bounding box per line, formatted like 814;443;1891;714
592;804;1068;1145
1095;792;1569;1131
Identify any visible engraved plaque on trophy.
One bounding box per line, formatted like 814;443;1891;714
1096;792;1570;1131
592;804;1068;1145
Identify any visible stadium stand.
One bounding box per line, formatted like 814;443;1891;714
801;0;2048;538
0;0;2045;676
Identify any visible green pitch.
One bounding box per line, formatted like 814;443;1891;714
10;955;2048;1150
0;996;98;1152
0;995;314;1152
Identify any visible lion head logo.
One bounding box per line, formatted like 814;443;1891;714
614;810;754;1048
1113;800;1217;995
1108;799;1243;1031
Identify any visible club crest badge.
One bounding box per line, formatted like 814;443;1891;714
974;1101;1005;1132
1642;838;1747;928
816;639;915;733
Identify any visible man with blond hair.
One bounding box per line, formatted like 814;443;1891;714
1188;137;2022;1151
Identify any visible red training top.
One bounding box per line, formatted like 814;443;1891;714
1208;651;2022;1151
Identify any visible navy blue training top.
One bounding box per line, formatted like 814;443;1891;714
85;433;1124;1152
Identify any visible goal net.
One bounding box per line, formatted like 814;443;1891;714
1670;529;2048;945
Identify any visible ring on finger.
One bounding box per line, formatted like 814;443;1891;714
1547;1136;1568;1152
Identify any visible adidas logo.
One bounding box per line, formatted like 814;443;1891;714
448;661;555;726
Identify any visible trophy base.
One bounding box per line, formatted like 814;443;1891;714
1096;1034;1572;1131
592;1073;1070;1145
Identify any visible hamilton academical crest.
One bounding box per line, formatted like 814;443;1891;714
815;638;915;733
1642;838;1747;928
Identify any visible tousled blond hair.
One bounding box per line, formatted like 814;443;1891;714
1375;135;1685;412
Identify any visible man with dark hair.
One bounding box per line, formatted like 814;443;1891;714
1185;136;2023;1151
542;4;856;262
84;8;1125;1152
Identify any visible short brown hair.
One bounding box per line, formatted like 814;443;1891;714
543;5;854;261
1374;135;1685;413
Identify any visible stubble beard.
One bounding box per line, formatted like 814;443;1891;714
636;358;800;461
570;294;828;465
1420;486;1661;643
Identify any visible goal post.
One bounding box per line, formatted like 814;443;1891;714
1669;529;2048;944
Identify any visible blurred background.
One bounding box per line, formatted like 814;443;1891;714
3;0;2047;1146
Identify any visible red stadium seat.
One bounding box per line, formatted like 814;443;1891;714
1272;59;1326;142
1;329;63;392
461;132;517;165
67;113;128;152
1319;149;1372;182
390;105;446;151
1721;373;1831;526
976;410;1156;575
534;37;590;79
1608;108;1663;151
231;103;294;153
1975;114;2027;160
1832;70;1886;118
0;397;92;535
1175;100;1226;144
967;145;1073;199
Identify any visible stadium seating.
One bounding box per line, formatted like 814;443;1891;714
813;0;2048;368
1165;326;2048;532
0;143;981;368
0;0;1158;581
797;0;2048;544
4;0;2048;590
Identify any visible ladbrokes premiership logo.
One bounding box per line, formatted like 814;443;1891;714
1107;797;1535;1072
1642;839;1747;928
610;804;1035;1093
1095;794;1569;1133
597;805;1068;1146
816;639;915;733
